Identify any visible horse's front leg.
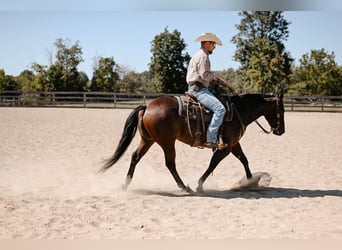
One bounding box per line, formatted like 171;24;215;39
231;142;252;179
197;148;230;192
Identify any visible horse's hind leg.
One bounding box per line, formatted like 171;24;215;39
123;138;154;190
162;144;193;193
231;142;252;179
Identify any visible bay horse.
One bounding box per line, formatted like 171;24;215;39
100;93;285;193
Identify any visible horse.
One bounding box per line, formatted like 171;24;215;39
100;93;285;193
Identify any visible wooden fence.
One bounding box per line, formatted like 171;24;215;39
1;90;342;112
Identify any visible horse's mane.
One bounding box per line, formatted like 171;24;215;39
231;93;266;105
227;93;271;115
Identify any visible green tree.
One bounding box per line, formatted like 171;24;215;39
90;56;120;92
0;69;19;91
30;38;86;91
291;49;342;96
139;70;155;93
214;68;244;93
31;63;53;91
116;67;143;93
149;27;190;93
54;38;84;91
231;11;293;93
15;70;36;90
247;38;292;93
46;63;64;91
78;71;89;90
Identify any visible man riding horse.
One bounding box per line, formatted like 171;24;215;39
186;32;229;150
100;33;285;193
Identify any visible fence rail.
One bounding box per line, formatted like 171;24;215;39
1;90;342;112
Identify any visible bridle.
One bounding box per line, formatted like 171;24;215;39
257;96;282;134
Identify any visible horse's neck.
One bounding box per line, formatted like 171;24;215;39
234;98;265;127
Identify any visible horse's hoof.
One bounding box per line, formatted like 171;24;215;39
196;186;204;193
121;184;128;191
185;185;193;193
232;172;272;191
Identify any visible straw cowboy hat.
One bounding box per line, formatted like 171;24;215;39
195;32;223;46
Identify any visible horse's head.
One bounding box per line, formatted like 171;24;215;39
263;94;285;136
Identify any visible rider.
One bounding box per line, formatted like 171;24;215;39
186;32;228;149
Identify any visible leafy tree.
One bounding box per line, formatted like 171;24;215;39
291;49;342;96
30;38;86;91
247;38;292;93
116;68;143;93
46;63;64;91
31;63;54;91
231;11;293;93
139;70;156;93
0;69;19;91
214;68;244;94
149;27;190;93
15;70;36;90
53;38;84;91
90;56;120;92
78;71;89;90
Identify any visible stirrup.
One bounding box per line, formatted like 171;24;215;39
203;142;218;149
217;142;228;150
203;142;228;150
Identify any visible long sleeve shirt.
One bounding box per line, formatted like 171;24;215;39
186;48;216;88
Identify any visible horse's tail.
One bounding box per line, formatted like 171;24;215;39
99;105;147;172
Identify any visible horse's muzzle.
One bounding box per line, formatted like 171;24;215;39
273;127;285;136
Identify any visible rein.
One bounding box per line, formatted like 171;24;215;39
254;119;273;134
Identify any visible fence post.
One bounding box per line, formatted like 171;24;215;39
113;93;117;108
52;92;55;105
83;93;87;108
321;96;324;112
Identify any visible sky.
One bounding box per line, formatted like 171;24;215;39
1;1;342;78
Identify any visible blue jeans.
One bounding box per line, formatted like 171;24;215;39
188;85;226;142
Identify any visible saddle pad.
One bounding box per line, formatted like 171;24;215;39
175;94;233;122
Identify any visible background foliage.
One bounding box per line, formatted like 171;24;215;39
1;12;342;96
149;27;190;93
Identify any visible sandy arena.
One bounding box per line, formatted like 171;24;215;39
0;107;341;239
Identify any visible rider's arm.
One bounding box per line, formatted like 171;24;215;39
214;76;228;87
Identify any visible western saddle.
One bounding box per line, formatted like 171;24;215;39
175;93;233;149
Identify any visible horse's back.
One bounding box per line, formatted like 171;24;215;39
142;96;184;139
145;96;178;118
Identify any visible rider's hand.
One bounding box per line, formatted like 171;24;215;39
214;76;228;87
220;80;228;87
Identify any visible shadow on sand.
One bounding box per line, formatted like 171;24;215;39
131;187;342;200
